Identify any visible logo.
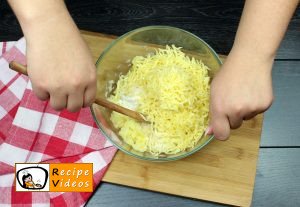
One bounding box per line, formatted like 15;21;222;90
16;164;49;191
15;163;93;192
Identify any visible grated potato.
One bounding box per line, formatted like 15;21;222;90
108;45;210;156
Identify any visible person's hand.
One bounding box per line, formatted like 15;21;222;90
207;49;274;140
24;11;96;112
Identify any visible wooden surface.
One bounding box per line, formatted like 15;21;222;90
1;1;300;206
87;149;300;207
81;31;262;206
88;183;224;207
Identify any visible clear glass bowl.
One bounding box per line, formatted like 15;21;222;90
91;26;222;161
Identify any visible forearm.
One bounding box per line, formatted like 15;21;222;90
7;0;74;38
232;0;299;61
209;0;298;139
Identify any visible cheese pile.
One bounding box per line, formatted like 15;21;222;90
108;45;210;156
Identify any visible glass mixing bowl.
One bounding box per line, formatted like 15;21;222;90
91;26;222;161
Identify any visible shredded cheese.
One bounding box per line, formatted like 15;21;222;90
108;45;210;156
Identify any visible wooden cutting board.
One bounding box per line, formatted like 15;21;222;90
81;30;262;207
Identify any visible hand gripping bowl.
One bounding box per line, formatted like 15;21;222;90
91;26;222;161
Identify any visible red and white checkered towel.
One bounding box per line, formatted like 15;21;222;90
0;38;117;206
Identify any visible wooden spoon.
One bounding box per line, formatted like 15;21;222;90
9;61;147;122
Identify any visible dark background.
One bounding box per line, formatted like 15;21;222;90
1;1;300;206
0;0;299;58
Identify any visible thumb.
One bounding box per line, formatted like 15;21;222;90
208;109;231;140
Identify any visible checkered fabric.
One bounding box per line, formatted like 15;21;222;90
0;38;117;207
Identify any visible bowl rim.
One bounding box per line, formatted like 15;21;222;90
90;25;222;161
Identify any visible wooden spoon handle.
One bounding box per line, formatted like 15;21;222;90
9;61;146;122
9;61;27;75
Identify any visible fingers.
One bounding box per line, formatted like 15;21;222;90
49;92;68;111
31;84;50;101
45;90;87;112
29;68;96;112
227;101;255;129
209;106;263;140
83;82;96;108
243;111;258;120
228;114;243;129
33;84;96;112
67;90;84;112
64;83;96;112
210;112;231;141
